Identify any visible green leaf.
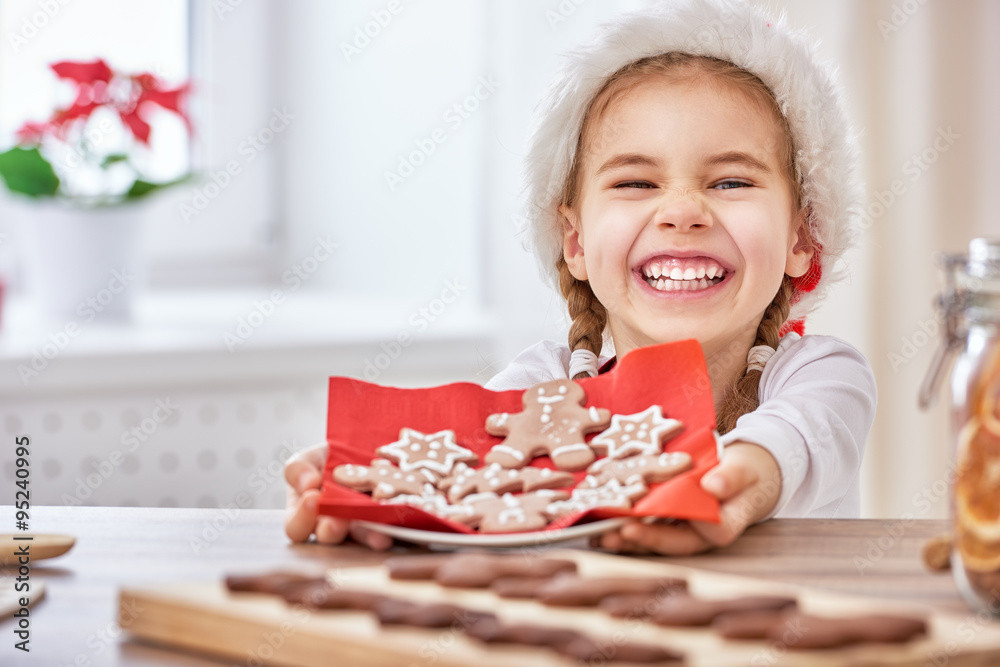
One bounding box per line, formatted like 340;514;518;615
100;153;130;168
0;147;60;197
125;174;190;200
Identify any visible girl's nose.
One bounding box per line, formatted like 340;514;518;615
653;190;712;231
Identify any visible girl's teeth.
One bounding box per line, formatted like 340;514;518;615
669;267;684;280
683;267;696;280
706;266;717;279
651;265;662;279
696;266;706;279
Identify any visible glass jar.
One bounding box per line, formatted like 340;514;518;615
921;237;1000;613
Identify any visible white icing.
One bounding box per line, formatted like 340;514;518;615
551;443;590;457
492;445;525;461
537;395;566;404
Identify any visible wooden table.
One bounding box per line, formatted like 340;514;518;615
0;506;968;666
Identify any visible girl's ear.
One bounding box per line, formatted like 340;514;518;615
560;203;589;281
784;208;815;278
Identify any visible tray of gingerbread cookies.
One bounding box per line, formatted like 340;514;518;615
120;548;1000;666
318;340;721;545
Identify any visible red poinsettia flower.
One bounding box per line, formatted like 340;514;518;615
50;58;114;85
15;121;52;144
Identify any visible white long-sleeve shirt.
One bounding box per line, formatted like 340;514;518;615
484;333;876;519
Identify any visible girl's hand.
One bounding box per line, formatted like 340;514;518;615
596;442;781;555
283;444;393;550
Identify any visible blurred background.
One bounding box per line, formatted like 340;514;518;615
0;0;995;518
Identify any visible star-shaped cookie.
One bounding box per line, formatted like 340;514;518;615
589;406;683;460
377;428;478;476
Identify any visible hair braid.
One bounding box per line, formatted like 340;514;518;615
556;257;607;380
716;275;794;434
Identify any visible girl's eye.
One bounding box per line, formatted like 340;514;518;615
714;180;751;190
613;181;655;189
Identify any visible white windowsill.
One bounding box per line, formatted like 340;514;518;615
0;290;497;396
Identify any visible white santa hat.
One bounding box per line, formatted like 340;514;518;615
522;0;862;328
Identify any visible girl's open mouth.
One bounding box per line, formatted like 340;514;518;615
639;257;728;292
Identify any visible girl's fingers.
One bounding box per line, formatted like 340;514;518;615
283;444;328;494
349;523;393;551
285;489;322;543
315;514;350;545
700;455;757;501
618;520;712;556
284;458;323;494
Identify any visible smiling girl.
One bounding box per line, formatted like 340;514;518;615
285;0;876;554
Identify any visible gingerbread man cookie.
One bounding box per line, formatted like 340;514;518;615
589;406;684;460
583;451;692;489
376;428;477;476
463;490;569;533
485;380;611;471
333;459;440;500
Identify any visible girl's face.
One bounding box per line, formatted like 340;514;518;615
560;75;814;362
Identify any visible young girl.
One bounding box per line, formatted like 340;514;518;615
285;0;876;554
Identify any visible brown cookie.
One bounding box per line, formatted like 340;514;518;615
376;427;477;476
599;589;690;619
651;594;798;627
547;478;649;517
484;379;611;471
489;575;563;598
589;406;684;459
516;466;576;492
433;553;577;588
537;575;687;607
767;612;927;649
281;583;386;611
333;459;440;499
584;451;693;488
711;609;792;639
374;598;495;628
438;462;526;502
383;492;479;525
463;490;569;533
224;572;324;595
467;616;583;649
561;635;685;664
386;554;455;581
923;533;952;571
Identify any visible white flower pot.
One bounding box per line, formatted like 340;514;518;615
20;202;145;323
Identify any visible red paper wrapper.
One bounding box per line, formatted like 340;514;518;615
319;339;720;533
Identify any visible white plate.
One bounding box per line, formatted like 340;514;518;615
354;517;630;549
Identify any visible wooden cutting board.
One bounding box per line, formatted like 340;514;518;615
119;549;1000;666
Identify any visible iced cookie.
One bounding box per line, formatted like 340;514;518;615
333;459;440;500
464;490;569;533
547;478;649;517
439;462;575;503
376;427;477;476
485;380;611;471
589;406;684;460
583;451;692;489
